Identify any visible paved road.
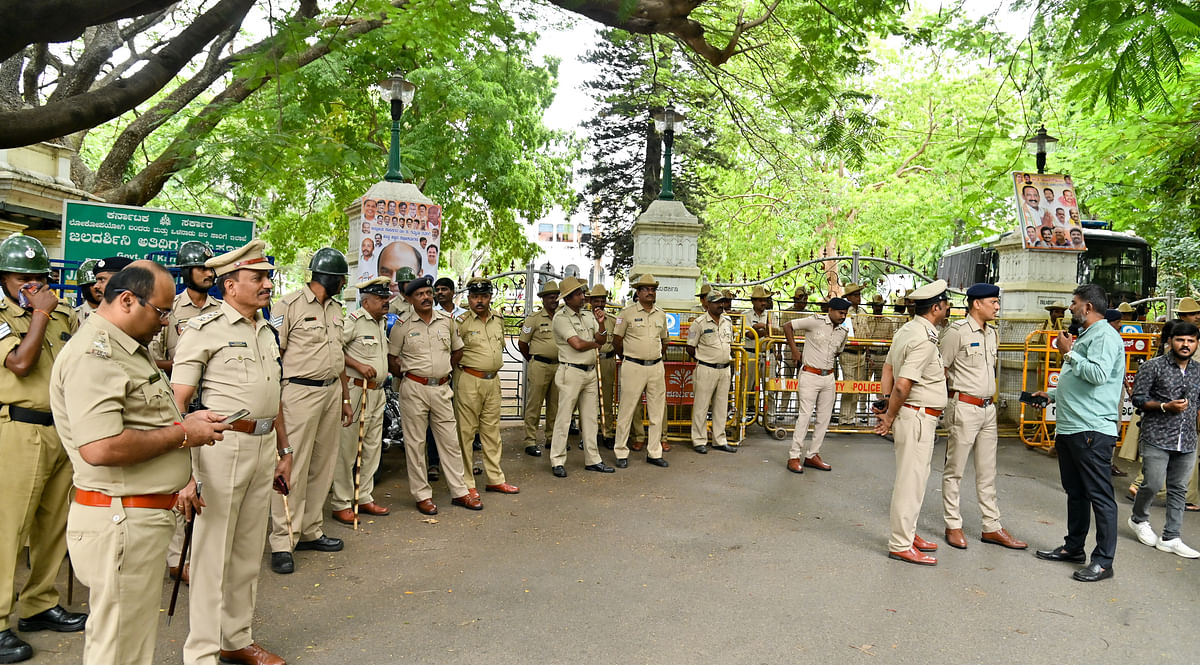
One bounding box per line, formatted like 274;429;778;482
16;427;1200;664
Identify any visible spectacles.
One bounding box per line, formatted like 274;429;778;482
112;288;171;321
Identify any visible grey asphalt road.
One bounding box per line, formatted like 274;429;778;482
14;426;1200;664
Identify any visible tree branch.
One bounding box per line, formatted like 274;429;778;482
0;0;178;61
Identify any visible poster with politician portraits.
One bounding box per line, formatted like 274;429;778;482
1013;172;1086;251
355;197;442;285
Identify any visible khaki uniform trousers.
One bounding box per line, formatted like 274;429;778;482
942;401;1002;532
549;365;603;467
166;512;188;567
269;382;340;552
598;356;617;438
838;352;865;423
399;379;468;502
614;361;665;459
522;360;559;446
691;364;730;448
454;373;504;487
0;420;70;632
185;431;277;664
888;407;938;552
789;371;835;459
330;383;385;510
68;501;173;665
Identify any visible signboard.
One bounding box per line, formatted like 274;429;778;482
355;197;441;284
1120;323;1143;334
764;378;883;394
1012;172;1086;251
665;362;695;404
62;201;254;265
665;311;681;337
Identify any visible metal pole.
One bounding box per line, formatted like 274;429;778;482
1167;291;1177;320
384;101;404;182
659;129;675;201
851;249;861;285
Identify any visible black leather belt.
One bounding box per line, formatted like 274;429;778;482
533;354;559;365
623;356;662;366
697;360;730;370
566;362;595;372
6;404;53;426
286;376;338;387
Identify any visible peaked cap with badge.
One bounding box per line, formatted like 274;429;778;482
206;239;274;276
355;276;392;298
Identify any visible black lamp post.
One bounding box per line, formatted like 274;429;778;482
1025;125;1059;174
652;105;685;200
380;70;416;183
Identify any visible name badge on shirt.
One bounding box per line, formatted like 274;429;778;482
304;316;318;322
228;341;248;347
969;342;980;347
148;372;161;384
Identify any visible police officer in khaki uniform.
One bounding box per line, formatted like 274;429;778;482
783;297;851;474
331;277;393;525
687;291;738;454
268;247;349;573
941;283;1027;551
50;261;228;665
838;283;867;426
0;235;86;663
548;276;615;477
875;280;951;566
588;284;618;447
613;274;669;468
388;277;479;515
71;259;100;332
518;280;560;456
150;241;219;373
452;278;519;494
172;240;291;665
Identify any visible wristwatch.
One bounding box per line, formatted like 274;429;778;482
278;447;294;458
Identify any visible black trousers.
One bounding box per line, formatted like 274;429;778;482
1054;430;1119;566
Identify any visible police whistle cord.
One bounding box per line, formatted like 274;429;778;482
353;387;368;531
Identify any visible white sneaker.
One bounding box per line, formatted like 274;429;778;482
1156;538;1200;559
1128;516;1158;546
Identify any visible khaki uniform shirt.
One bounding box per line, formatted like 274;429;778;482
885;316;948;408
519;308;558;359
149;290;222;362
552;306;599;365
342;309;388;381
940;316;998;398
614;304;667;360
388;309;462;378
172;302;282;420
273;285;345;381
455;309;505;372
688;312;734;364
389;297;413;318
72;301;96;333
0;296;75;410
50;315;189;495
788;314;848;371
598;316;616;354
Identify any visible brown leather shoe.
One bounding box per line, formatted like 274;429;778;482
467;487;480;500
630;439;646;451
888;546;937;566
485;482;520;494
358;502;389;516
415;499;437;515
803;453;831;471
331;508;356;525
912;533;938;552
451;494;483;510
981;528;1028;550
218;643;285;665
168;563;190;585
661;439;672;452
786;458;804;474
945;528;967;550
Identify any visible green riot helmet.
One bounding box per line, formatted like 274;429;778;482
76;259;99;285
176;241;215;268
394;267;416;284
0;235;50;274
309;247;349;275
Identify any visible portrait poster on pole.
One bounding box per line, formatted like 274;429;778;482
1012;172;1086;251
355;197;442;284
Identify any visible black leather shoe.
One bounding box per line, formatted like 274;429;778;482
577;440;583;450
694;445;708;454
427;465;440;482
569;423;580;435
17;605;86;633
711;444;737;453
295;535;344;552
473;437;482;451
601;436;615;450
1034;546;1086;563
614;458;628;468
1073;562;1113;582
525;445;542;457
585;463;615;473
0;629;32;663
646;457;669;468
270;551;294;575
552;465;567;478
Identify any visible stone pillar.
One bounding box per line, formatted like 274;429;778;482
629;199;701;310
994;234;1077;319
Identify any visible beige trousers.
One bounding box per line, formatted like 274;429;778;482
68;502;174;665
549;364;603;467
455;373;505;487
269;382;340;552
888;407;938;552
522;359;559;446
330;383;385;510
399;379;468;502
691;364;730;448
789;371;835;459
614;360;665;459
838;352;865;423
598;355;617;437
942;400;1002;531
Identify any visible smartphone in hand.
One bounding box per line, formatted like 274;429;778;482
273;474;289;495
1020;391;1049;408
222;409;250;423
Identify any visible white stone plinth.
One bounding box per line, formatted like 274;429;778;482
630;199;701;310
994;234;1077;317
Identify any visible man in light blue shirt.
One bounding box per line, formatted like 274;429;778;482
1033;284;1125;582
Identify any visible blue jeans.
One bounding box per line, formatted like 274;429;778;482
1133;446;1197;541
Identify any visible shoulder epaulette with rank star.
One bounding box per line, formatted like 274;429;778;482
188;311;223;330
87;329;112;359
455;312;468;324
349;309;366;320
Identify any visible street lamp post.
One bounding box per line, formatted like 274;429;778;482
380;70;416;183
652;105;685;201
1024;125;1059;175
